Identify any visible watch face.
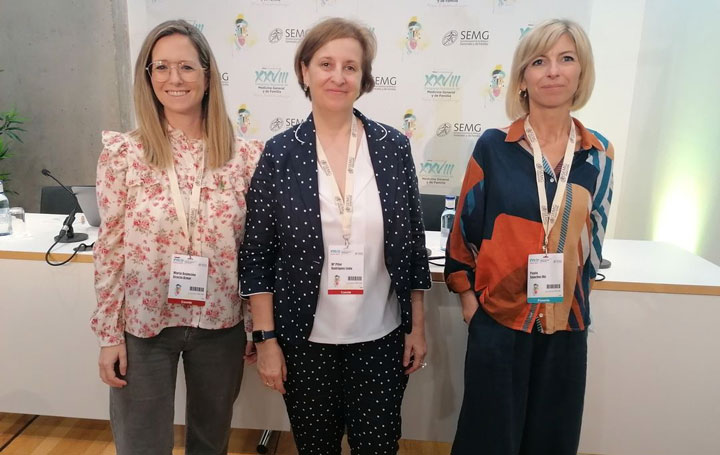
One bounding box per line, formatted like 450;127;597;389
252;331;264;343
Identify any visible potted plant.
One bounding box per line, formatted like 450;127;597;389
0;70;26;193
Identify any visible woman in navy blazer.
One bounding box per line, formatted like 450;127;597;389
240;17;431;455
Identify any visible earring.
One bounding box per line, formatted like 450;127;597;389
304;84;309;93
519;89;527;98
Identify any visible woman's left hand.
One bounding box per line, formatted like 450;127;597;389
244;340;257;365
403;329;427;375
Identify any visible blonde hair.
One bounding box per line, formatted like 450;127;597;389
132;19;233;169
294;17;377;99
506;19;595;120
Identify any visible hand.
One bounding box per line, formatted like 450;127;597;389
98;344;128;388
460;290;479;324
403;328;427;375
256;339;287;394
244;341;257;365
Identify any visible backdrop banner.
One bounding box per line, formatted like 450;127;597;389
128;0;592;196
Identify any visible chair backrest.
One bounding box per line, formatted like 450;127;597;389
420;194;446;231
40;186;79;214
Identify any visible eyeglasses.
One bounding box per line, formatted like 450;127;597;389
146;60;206;82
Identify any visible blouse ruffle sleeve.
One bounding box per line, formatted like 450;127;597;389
90;131;130;347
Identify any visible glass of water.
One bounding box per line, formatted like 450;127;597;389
9;207;26;236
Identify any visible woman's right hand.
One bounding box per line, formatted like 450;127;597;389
256;339;287;394
98;344;128;388
460;290;479;324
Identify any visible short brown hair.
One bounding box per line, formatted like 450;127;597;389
506;19;595;120
294;17;376;99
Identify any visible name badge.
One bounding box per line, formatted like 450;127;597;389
328;244;364;295
527;253;563;304
168;254;209;306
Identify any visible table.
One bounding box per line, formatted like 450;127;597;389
2;215;720;454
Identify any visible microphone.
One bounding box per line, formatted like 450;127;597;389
41;168;89;243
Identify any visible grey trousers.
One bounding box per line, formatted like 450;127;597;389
110;324;246;455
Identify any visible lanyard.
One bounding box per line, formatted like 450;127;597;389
524;117;576;254
316;115;359;246
167;144;205;255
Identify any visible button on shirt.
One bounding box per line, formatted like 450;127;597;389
91;128;263;346
309;133;401;344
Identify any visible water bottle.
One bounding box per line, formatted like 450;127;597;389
439;195;456;251
0;181;11;236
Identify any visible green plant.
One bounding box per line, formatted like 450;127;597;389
0;108;25;189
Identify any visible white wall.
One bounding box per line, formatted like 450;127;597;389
612;0;720;264
581;0;647;239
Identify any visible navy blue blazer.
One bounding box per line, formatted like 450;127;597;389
240;109;431;345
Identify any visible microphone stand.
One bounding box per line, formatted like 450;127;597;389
41;169;88;243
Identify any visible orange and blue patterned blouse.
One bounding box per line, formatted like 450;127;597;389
444;116;614;334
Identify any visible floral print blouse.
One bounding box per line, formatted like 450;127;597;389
91;128;263;346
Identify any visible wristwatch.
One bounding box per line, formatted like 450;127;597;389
252;329;277;343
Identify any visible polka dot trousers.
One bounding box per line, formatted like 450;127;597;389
281;327;408;455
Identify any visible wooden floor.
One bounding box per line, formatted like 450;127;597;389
0;413;452;454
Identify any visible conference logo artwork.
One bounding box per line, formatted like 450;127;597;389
442;30;458;46
424;70;462;100
269;117;305;133
436;121;482;138
374;75;398;92
233;14;257;50
402;109;417;139
418;159;456;188
254;67;290;97
236;104;258;137
234;14;249;49
268;27;308;44
482;64;506;105
404;17;427;54
443;29;491;46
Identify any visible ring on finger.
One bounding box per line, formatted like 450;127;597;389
420;361;428;368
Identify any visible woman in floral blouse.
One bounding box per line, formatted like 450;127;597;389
91;20;262;455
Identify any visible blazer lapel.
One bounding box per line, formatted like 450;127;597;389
290;113;321;215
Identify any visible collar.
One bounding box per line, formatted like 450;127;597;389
505;115;605;151
166;122;204;145
293;108;388;145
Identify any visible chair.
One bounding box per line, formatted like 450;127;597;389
420;194;446;231
40;186;79;214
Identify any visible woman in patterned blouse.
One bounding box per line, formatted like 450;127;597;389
91;20;262;455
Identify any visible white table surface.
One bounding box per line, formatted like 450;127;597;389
0;213;97;256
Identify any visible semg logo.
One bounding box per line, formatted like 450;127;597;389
460;30;490;40
375;76;397;86
286;29;306;39
454;123;482;133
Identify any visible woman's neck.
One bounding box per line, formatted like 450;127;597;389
165;110;204;140
313;106;355;139
527;106;572;144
